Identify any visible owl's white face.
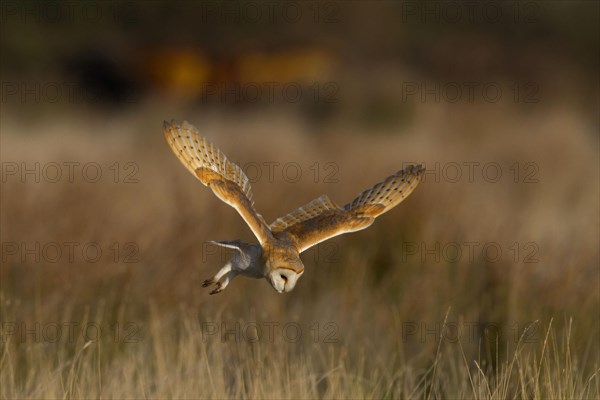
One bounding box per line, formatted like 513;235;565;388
263;245;305;293
268;268;304;293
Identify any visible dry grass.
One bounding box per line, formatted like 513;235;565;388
1;100;598;398
1;305;598;399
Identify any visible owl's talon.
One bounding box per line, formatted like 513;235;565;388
209;283;223;295
202;278;215;287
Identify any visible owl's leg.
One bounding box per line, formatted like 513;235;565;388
208;271;238;295
202;263;239;294
202;262;230;287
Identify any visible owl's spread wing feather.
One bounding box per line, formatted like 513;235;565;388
163;120;274;246
270;194;339;232
343;164;425;215
272;165;424;252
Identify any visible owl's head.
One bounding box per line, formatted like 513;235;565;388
264;246;305;293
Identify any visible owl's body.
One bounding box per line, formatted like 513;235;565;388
203;241;262;293
205;240;303;293
163;120;424;294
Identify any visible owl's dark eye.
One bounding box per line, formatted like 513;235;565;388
280;274;288;284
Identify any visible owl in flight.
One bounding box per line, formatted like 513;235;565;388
163;120;424;294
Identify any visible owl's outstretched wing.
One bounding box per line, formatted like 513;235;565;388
163;120;274;246
271;165;424;252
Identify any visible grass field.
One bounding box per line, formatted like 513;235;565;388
1;99;598;398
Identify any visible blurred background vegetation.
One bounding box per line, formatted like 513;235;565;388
1;1;598;398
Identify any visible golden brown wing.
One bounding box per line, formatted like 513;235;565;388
163;120;274;246
272;165;424;252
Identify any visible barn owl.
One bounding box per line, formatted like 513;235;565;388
163;120;424;294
